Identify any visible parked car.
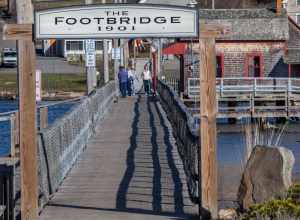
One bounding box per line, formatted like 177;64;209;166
2;48;17;67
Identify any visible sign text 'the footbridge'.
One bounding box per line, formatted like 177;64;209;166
35;4;198;39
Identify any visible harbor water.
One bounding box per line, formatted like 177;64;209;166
0;100;78;156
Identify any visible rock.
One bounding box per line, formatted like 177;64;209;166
218;209;237;219
238;145;295;210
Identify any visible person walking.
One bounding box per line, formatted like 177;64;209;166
142;67;152;96
118;66;128;98
127;67;134;96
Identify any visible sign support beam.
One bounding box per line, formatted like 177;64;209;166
16;0;38;219
199;22;231;219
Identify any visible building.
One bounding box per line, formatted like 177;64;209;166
285;0;300;24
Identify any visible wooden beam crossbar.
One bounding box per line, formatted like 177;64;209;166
3;24;32;41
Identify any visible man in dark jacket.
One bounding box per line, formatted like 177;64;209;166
118;66;128;97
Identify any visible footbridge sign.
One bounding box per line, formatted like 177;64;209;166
34;4;198;39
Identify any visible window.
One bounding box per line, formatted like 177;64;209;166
95;41;103;51
246;54;263;77
66;41;84;51
216;54;224;78
297;14;300;24
297;0;300;6
95;41;102;51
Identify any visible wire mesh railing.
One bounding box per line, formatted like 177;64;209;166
38;81;116;208
0;81;116;218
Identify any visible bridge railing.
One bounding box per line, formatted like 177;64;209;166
157;80;199;204
187;77;300;118
38;81;116;208
188;77;300;98
0;82;116;217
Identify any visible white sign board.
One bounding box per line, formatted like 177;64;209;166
35;5;198;39
112;48;121;60
85;39;96;67
36;69;42;102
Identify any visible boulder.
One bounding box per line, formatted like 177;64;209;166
238;145;295;210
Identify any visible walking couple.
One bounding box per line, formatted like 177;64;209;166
118;66;152;97
118;66;136;98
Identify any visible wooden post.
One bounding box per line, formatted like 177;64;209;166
10;114;15;157
276;0;282;16
198;22;232;219
199;36;218;220
40;107;48;130
16;0;38;219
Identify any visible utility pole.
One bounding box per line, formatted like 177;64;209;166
16;0;38;219
102;0;109;84
85;0;96;94
114;0;119;98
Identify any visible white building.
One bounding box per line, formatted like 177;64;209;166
42;39;112;58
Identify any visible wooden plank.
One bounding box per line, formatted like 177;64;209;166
16;0;38;219
199;36;218;219
2;24;32;40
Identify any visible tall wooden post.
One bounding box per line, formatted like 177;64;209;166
197;22;231;219
16;0;38;219
199;37;218;219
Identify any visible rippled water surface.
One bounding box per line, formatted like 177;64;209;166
0;100;78;156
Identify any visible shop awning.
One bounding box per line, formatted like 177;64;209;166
163;42;187;55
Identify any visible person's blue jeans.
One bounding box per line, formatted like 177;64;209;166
143;80;151;95
120;82;127;97
127;79;133;96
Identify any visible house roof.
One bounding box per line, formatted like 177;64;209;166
284;18;300;64
199;9;289;41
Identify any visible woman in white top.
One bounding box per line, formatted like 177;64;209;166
127;67;135;96
142;68;152;95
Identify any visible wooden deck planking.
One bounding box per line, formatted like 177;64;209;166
39;96;198;220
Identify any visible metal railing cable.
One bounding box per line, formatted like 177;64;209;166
157;80;199;204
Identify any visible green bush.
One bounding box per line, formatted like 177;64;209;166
242;184;300;219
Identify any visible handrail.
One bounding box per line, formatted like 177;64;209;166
0;97;84;117
188;77;300;98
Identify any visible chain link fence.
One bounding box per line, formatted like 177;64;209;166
38;81;116;208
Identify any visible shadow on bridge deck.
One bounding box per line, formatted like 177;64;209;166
39;96;198;220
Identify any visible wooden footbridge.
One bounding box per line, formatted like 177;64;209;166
0;81;201;220
0;1;291;219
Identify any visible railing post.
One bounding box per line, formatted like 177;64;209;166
10;114;16;157
40;107;48;130
287;79;291;117
254;78;257;96
220;78;223;97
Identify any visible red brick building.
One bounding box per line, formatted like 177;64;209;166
180;8;300;94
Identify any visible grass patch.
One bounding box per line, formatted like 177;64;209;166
0;73;86;94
